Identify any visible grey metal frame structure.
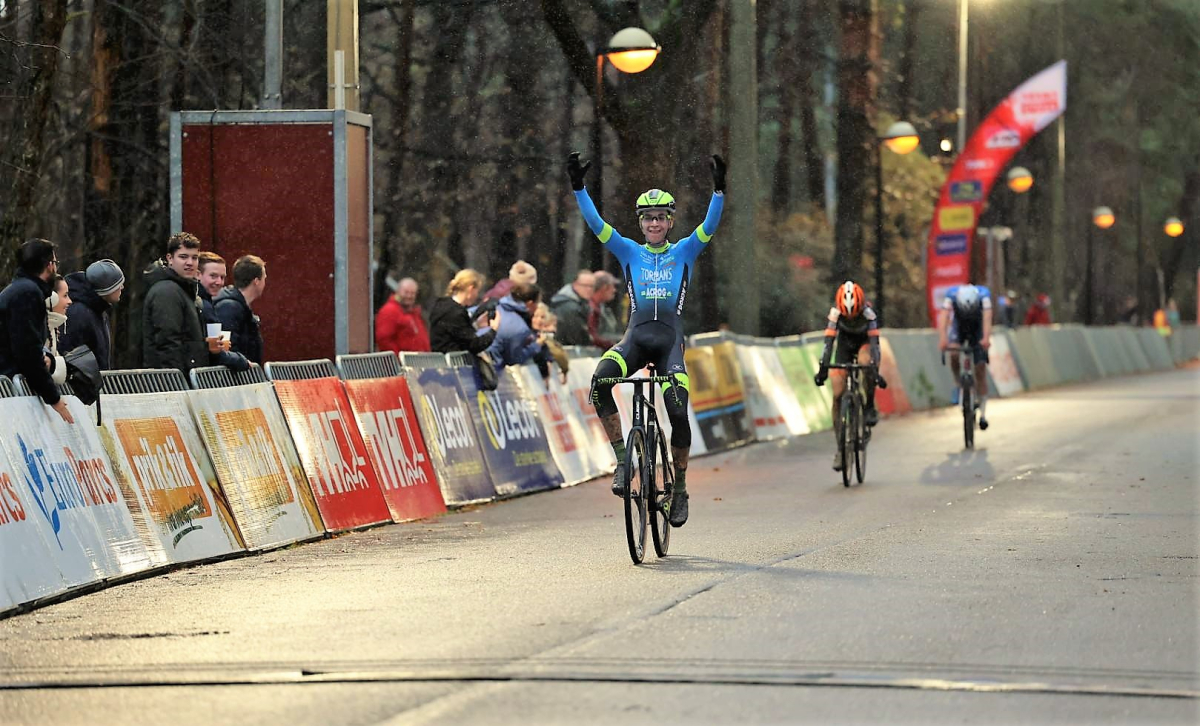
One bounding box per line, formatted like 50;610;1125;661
10;375;78;398
101;369;191;394
337;352;402;380
168;109;374;356
399;352;452;370
264;359;339;381
189;363;269;390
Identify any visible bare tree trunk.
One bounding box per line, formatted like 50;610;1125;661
374;0;414;310
897;0;920;121
797;0;825;208
1161;163;1199;304
0;0;69;271
770;0;794;214
831;0;878;285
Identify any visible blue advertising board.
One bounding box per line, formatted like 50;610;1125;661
456;368;564;497
408;368;496;505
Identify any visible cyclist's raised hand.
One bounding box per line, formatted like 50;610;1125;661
711;154;726;193
567;152;592;191
980;337;991;349
938;337;949;352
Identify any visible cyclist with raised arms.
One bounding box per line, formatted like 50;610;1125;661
567;151;725;528
938;283;993;430
814;281;881;471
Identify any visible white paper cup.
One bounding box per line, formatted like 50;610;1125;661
206;323;221;338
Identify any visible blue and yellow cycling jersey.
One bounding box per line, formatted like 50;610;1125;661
573;187;723;328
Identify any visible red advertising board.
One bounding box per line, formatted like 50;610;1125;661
343;377;447;522
925;61;1066;324
273;378;391;531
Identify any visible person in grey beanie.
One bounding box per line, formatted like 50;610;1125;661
59;259;124;370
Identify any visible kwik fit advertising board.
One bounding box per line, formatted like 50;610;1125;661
99;393;244;563
273;378;393;531
456;367;563;497
188;383;326;547
0;396;154;592
343;376;447;522
408;367;495;505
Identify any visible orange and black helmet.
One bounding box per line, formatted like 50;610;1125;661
836;281;865;318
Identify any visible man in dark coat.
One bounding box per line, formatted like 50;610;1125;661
142;232;209;373
0;239;73;423
215;254;266;364
59;259;124;370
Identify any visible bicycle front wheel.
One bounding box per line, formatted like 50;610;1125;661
962;380;975;450
650;428;672;558
623;429;648;564
840;396;854;488
854;395;868;484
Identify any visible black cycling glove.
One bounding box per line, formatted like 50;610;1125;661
814;366;828;387
711;154;727;193
567;151;592;191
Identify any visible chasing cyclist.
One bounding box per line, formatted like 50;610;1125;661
937;283;993;430
567;151;725;528
814;281;881;472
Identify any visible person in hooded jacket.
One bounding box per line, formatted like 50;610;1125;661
59;259;124;370
485;283;545;371
142;232;211;373
215;254;266;364
429;269;501;354
0;239;73;423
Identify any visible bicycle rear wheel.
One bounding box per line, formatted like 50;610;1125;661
962;380;975;449
623;429;648;564
854;393;868;484
650;428;672;558
840;396;854;488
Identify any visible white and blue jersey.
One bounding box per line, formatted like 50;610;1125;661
573;188;723;329
942;285;992;342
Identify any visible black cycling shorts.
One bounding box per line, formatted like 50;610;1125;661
590;321;691;448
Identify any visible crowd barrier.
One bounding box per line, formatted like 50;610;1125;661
3;323;1196;615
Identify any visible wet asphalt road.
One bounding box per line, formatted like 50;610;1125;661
1;369;1197;725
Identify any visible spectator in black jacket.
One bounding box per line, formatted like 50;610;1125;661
430;269;501;354
214;254;266;364
196;251;226;326
0;239;73;423
142;232;210;373
59;259;124;370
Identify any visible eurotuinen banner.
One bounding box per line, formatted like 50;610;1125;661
925;60;1067;324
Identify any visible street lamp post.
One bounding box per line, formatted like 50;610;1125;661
1086;206;1115;325
590;27;660;226
874;121;919;324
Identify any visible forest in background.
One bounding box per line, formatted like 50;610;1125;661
1;0;1197;367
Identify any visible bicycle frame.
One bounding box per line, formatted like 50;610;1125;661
592;369;679;563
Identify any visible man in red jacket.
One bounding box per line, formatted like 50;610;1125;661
375;277;431;353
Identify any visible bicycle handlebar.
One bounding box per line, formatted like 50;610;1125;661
827;363;887;388
593;375;678;386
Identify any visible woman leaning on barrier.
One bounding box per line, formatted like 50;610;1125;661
429;269;501;354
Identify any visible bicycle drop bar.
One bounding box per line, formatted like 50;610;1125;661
827;363;888;389
593;375;679;386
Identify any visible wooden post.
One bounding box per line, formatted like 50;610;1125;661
327;0;359;111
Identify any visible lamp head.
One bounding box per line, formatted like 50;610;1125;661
1006;166;1034;194
604;27;660;74
882;121;919;155
1164;217;1184;238
1092;206;1115;229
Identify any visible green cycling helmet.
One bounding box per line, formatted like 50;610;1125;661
635;189;676;216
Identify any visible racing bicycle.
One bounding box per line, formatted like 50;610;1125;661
593;365;676;564
828;362;883;487
943;343;979;449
